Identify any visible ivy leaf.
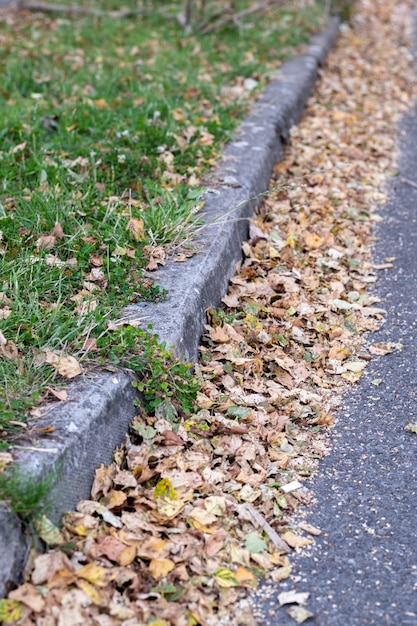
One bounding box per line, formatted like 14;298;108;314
245;533;268;553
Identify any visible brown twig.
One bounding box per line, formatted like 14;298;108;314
18;1;145;17
199;0;283;34
236;502;291;553
401;176;417;189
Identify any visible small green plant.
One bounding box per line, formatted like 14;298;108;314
96;325;200;414
143;185;205;248
0;465;56;524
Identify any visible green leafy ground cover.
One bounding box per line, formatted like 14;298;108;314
0;0;329;445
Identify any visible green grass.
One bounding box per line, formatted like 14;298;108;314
0;0;330;443
0;463;56;522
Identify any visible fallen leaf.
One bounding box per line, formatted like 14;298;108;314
46;387;68;401
297;522;322;536
127;217;145;242
287;605;315;623
34;515;64;546
8;584;45;612
188;507;218;527
209;326;231;343
344;361;367;372
280;532;313;549
304;233;322;249
76;563;118;587
245;533;268;554
234;567;257;588
270;566;291;582
36;234;56;250
32;552;74;585
0;599;24;624
369;341;403;355
213;567;240;588
278;590;310;606
44;351;82;378
149;558;175;580
50;222;65;239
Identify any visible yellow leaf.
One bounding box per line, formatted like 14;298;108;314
0;599;24;623
234;567;257;588
304;233;322;249
34;515;64;546
286;233;297;248
154;478;177;500
135;536;168;559
127;217;145;242
105;490;127;509
73;524;90;536
95;98;108;109
149;558;175;580
213;567;239;588
76;579;102;605
119;545;137;566
341;371;363;383
76;563;118;587
47;568;77;589
172;108;184;121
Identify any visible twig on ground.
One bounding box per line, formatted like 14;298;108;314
401;176;417;189
199;0;283;33
18;1;145;17
236;502;291;553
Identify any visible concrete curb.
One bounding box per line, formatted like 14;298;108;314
0;18;340;597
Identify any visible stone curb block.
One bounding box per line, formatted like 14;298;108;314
0;17;340;597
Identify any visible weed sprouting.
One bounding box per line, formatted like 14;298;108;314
96;325;199;414
0;465;56;524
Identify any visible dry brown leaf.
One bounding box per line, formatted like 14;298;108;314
9;583;46;612
31;552;74;585
280;531;313;549
126;217;145;242
36;234;56;250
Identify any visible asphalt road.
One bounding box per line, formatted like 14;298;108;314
253;22;417;626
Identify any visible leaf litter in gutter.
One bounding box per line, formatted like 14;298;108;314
4;0;417;624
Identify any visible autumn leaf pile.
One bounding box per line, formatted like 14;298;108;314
2;0;416;624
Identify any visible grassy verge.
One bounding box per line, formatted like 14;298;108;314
0;0;329;445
